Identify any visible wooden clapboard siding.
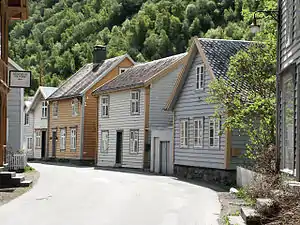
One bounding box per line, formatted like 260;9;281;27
83;58;134;160
174;53;226;169
97;89;145;168
48;98;81;159
278;0;300;178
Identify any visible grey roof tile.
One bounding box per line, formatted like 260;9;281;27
93;53;187;94
198;38;253;80
48;55;126;100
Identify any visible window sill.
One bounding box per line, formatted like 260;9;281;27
131;113;140;116
194;146;204;149
70;149;76;152
180;146;188;149
53;116;58;119
129;151;139;155
41;117;47;120
101;115;109;118
60;149;66;152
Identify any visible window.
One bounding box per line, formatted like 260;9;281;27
196;65;204;90
53;101;58;118
72;99;79;116
70;128;77;151
35;130;41;148
180;120;188;148
119;68;128;74
27;137;33;150
194;118;204;147
42;101;47;118
60;128;66;150
24;113;29;125
101;96;109;117
130;130;139;153
209;118;220;147
131;91;140;115
101;131;109;152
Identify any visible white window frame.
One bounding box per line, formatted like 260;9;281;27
130;130;139;153
60;128;66;151
194;118;204;147
35;130;41;148
72;99;79;117
70;128;77;151
101;96;109;117
130;91;140;115
41;101;48;118
119;67;129;74
180;120;188;148
209;117;220;148
101;130;109;153
27;137;33;150
53;101;58;118
24;113;29;125
196;65;204;90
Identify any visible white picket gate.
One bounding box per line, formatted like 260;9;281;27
7;153;27;171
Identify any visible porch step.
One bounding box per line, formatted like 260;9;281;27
20;180;32;187
228;216;246;225
240;207;261;225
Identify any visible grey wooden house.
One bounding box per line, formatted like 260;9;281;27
165;38;251;184
277;0;300;180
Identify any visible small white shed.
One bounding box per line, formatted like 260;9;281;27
150;127;173;175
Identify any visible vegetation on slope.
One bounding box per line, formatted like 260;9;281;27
8;0;276;95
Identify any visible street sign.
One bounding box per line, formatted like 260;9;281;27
9;70;31;88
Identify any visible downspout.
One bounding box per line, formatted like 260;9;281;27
275;0;282;174
172;110;176;170
80;95;86;160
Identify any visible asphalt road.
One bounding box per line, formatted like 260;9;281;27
0;163;221;225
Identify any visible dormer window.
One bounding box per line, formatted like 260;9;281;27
72;99;79;116
196;65;204;90
119;68;128;74
42;101;48;118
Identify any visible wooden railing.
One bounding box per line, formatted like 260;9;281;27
6;153;27;171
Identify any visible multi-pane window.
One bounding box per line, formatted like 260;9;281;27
72;99;79;116
180;120;188;148
42;101;48;118
24;113;29;125
130;130;139;153
35;130;41;148
131;91;140;115
70;128;77;150
101;96;109;117
53;101;58;118
101;131;109;152
27;137;33;150
60;128;66;150
194;118;204;147
209;118;220;147
196;65;204;90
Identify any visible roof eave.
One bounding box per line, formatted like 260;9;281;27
92;83;145;96
47;94;82;101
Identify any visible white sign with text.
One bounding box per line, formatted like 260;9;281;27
9;70;31;88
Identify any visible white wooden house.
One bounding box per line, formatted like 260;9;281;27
25;86;57;159
92;53;187;170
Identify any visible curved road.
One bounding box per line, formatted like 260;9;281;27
0;163;221;225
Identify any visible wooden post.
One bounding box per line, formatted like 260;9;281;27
0;1;9;167
297;66;300;181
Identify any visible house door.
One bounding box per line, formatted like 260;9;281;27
160;141;170;175
52;130;57;158
41;131;46;158
116;131;123;165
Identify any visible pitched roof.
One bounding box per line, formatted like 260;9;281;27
26;86;58;113
198;38;252;80
48;54;133;100
165;38;253;110
93;53;187;95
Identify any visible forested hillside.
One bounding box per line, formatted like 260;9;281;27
8;0;277;95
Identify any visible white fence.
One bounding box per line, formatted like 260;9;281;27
7;153;27;171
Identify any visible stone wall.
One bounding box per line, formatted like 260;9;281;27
174;165;236;186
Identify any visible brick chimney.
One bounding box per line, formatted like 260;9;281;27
93;45;106;65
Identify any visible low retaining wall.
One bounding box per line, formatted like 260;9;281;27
174;165;236;186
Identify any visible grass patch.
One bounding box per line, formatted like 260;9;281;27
24;165;35;173
236;187;256;206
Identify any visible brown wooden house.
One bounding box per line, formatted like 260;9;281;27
0;0;29;167
47;46;134;163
